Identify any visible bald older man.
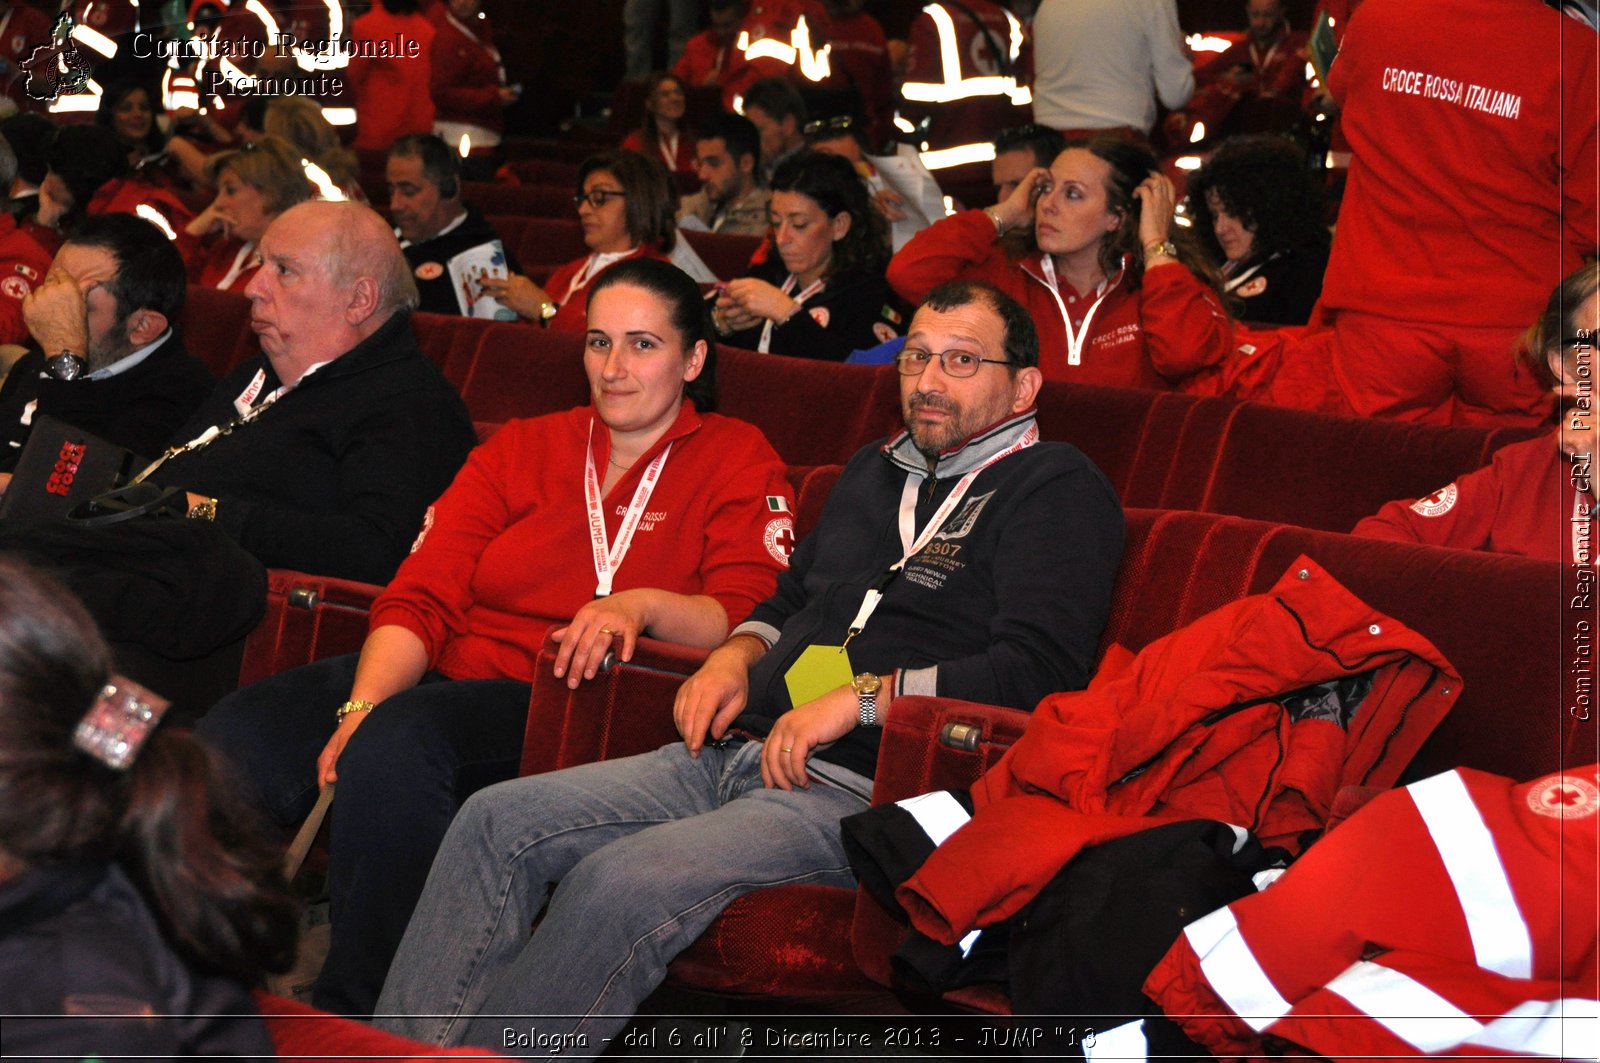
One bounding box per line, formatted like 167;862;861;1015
160;201;476;584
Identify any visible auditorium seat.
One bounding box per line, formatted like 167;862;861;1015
680;229;761;281
511;217;591;276
464;180;577;218
181;285;256;378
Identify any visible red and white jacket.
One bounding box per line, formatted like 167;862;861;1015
1144;764;1600;1060
887;209;1232;389
888;556;1460;943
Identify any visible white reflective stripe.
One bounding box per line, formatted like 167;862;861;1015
322;107;358;126
740;16;830;81
895;791;971;847
1085;1020;1148;1061
900;3;1026;103
71;22;117;58
1462;998;1600;1059
956;928;982;957
1004;9;1024;62
1408;770;1533;978
1184;906;1292;1032
1325;960;1484;1052
920;143;997;170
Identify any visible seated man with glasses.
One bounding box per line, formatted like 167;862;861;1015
375;278;1126;1052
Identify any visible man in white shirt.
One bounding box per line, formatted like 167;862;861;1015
1031;0;1193;139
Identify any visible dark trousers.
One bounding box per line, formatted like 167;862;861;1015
195;654;531;1016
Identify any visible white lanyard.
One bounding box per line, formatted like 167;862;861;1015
1038;256;1112;367
564;249;635;306
841;424;1038;648
658;131;679;170
215;241;256;291
583;417;672;596
1250;39;1281;77
758;274;824;353
131;371;294;485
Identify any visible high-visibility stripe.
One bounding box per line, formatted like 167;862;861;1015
920;143;995;170
1409;770;1534;978
1324;960;1484;1052
895;791;971;846
739;15;830;81
901;4;1028;104
956;927;981;957
1184;906;1292;1031
1085;1019;1148;1061
1463;998;1600;1059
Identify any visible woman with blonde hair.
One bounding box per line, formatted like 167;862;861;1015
182;136;313;291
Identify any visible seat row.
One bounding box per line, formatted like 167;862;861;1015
180;289;1541;540
247;503;1574;1050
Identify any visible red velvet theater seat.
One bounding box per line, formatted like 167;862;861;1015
716;346;901;467
257;992;505;1059
181;285;256;379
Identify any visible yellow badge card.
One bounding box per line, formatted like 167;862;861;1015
784;644;855;708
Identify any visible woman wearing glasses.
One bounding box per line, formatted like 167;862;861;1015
479;150;676;331
714;150;904;360
888;136;1231;390
197;258;793;1017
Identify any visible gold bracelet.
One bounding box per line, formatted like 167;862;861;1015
187;496;218;522
335;699;376;721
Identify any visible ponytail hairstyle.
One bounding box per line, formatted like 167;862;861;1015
0;558;298;982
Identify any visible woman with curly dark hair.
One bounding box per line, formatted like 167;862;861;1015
1186;135;1330;326
0;559;298;1058
714;150;904;360
888;135;1232;389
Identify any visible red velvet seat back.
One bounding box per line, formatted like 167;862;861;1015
457;324;589;426
717;346;901;466
181;285;255;378
680;229;762;281
464;180;578;218
511;217;590;274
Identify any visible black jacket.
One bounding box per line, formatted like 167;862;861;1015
159;311;477;584
401;205;521;317
0;863;274;1061
0;333;214;473
732;412;1125;777
722;259;905;360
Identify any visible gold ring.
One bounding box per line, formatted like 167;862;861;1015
781;746;792;753
599;627;613;635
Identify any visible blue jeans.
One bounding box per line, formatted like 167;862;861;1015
195;654;531;1016
373;740;871;1055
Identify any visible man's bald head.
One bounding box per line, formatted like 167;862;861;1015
245;201;419;384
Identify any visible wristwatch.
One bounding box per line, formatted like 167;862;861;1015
852;672;882;727
1144;239;1178;260
46;350;86;381
538;299;559;323
187;496;218;522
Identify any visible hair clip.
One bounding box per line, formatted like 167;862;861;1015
73;675;170;770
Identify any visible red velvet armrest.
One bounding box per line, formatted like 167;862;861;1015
255;992;506;1059
852;695;1032;1005
237;570;384;689
520;631;709;777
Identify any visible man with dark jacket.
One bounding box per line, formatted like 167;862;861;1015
0;212;213;476
157;199;476;585
386;133;517;317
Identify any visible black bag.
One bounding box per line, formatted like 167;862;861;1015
0;415;138;523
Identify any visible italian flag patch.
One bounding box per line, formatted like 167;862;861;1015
766;496;790;513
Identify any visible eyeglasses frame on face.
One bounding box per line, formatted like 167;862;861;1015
574;189;628;209
895;348;1012;378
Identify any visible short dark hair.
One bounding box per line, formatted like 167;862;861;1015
742;76;807;125
389;133;462;198
922;278;1039;370
992;124;1067;170
589;258;717;412
65;212;187;325
1185;134;1329;262
578;149;677;253
47;125;129;221
805;113;870;153
694;111;761;170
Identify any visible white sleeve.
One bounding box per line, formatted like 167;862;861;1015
1150;0;1195;109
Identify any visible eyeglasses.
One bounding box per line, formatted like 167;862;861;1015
802;114;860;139
574;189;627;208
895;348;1011;378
